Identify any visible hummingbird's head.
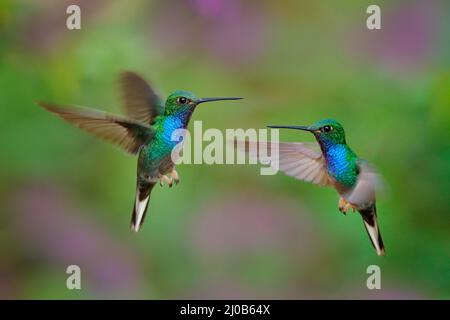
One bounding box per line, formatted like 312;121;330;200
165;90;242;115
268;119;346;146
309;119;346;145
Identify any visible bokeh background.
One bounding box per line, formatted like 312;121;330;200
0;0;449;299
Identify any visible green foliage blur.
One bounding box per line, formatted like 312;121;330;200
0;0;449;299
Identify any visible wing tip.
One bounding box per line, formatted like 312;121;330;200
37;101;55;111
120;70;139;78
37;101;72;116
119;70;146;87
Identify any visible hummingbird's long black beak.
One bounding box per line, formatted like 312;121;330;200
197;97;243;104
267;125;313;132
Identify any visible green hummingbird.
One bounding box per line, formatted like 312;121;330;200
241;119;385;256
39;71;242;232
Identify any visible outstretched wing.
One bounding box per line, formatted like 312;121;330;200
236;141;332;186
119;71;165;125
346;160;382;205
39;102;154;154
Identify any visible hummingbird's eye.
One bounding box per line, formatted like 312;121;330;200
177;97;188;104
322;125;332;133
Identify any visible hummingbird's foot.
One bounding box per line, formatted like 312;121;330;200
338;197;347;214
338;197;357;214
169;169;180;185
159;174;174;187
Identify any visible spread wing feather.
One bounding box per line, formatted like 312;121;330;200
39;102;154;154
236;141;332;186
119;71;165;125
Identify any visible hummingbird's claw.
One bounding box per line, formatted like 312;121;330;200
158;170;179;187
338;197;358;214
159;174;173;187
338;197;346;215
170;169;180;185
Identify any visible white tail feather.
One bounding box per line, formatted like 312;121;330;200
362;217;385;256
130;184;152;232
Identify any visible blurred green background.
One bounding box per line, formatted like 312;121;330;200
0;0;449;299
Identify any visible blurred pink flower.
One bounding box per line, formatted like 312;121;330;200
150;0;269;66
20;0;109;53
10;181;145;297
0;267;19;299
351;0;444;73
183;193;326;298
181;279;258;300
188;193;322;259
190;0;232;18
344;287;425;300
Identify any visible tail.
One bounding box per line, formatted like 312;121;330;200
130;181;155;232
359;205;385;256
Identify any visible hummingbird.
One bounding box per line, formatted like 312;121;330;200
240;119;385;256
39;71;242;232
